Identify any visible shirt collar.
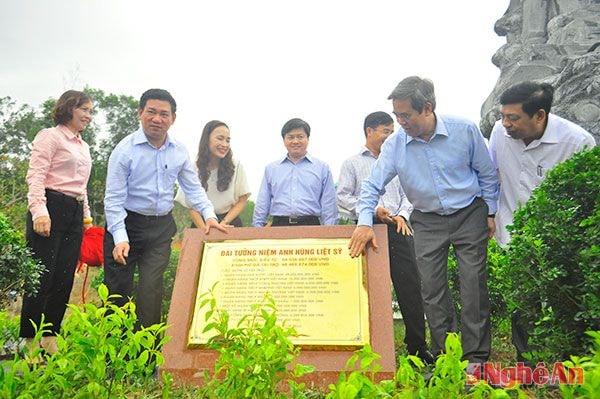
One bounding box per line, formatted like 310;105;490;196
133;127;175;148
360;146;377;159
279;152;313;164
405;113;447;145
538;114;560;144
57;124;80;140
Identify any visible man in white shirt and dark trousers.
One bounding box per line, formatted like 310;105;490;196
337;111;434;364
489;81;596;362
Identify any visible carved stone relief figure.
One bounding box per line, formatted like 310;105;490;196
480;0;599;142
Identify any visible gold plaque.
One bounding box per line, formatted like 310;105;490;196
188;238;369;348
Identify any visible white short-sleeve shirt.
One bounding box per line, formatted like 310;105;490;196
489;113;596;247
175;159;250;215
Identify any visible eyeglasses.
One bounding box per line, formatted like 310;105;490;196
393;112;412;122
284;133;307;141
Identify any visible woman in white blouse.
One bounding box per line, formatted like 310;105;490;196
176;120;250;227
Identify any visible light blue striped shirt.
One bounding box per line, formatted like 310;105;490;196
337;146;413;221
357;115;498;226
105;128;216;244
253;154;338;226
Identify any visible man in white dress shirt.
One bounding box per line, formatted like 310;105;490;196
489;81;596;361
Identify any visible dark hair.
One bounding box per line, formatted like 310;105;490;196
363;111;394;137
387;76;436;112
500;81;554;117
51;90;92;125
139;88;177;113
281;118;310;138
196;120;235;192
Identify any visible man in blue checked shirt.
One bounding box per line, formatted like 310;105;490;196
104;88;227;329
349;77;499;364
253;118;338;227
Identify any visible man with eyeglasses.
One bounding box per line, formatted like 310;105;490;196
348;76;499;365
253;118;337;227
104;88;227;329
489;81;595;362
337;111;434;364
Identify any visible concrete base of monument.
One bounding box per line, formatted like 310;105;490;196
160;225;395;388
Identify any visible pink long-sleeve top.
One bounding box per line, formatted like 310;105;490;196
26;124;92;220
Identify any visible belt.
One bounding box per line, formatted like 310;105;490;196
272;215;320;225
126;209;172;221
46;189;84;203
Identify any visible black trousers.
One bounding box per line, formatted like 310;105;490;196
381;222;427;354
103;211;177;328
20;190;83;337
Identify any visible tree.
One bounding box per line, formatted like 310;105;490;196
0;97;49;231
82;89;139;225
0;90;139;231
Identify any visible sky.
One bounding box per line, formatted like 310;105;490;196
0;0;509;200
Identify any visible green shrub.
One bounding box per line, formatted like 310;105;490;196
559;330;600;399
0;284;172;398
197;286;315;398
0;310;20;358
327;333;527;398
0;212;43;310
503;147;600;360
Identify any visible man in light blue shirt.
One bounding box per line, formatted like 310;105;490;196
349;77;499;363
104;88;227;328
253;118;337;227
338;111;433;364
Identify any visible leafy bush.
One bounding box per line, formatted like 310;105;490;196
327;333;526;398
197;287;315;398
0;284;172;398
560;330;600;398
502;147;600;360
0;212;43;310
0;310;20;358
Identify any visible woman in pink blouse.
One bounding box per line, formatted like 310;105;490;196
20;90;94;355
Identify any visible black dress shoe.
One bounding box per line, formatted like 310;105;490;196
416;349;436;365
410;348;435;365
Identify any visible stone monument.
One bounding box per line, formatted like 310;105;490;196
481;0;600;141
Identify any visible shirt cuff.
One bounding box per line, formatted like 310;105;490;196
397;210;410;221
30;205;49;221
485;200;498;215
357;212;375;227
201;209;218;222
112;229;129;246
